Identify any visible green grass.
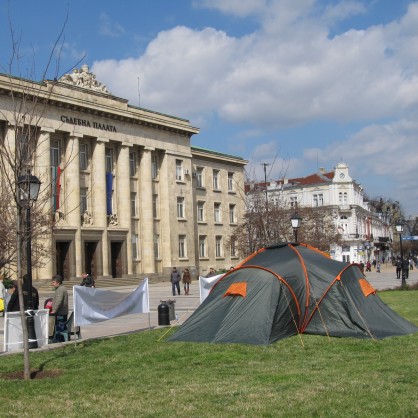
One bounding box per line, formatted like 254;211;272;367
1;291;417;418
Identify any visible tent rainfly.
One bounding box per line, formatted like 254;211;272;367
169;242;418;345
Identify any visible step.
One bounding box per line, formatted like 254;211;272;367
36;275;169;292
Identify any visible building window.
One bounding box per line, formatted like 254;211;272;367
105;148;113;172
179;235;186;258
339;192;348;205
176;159;183;181
229;204;236;224
151;154;159;179
50;139;60;167
79;143;88;170
290;196;297;207
313;194;323;207
197;201;205;222
340;216;349;234
230;238;237;257
153;194;158;218
132;233;138;259
215;236;223;258
199;236;207;258
177;197;185;218
196;167;204;188
80;188;88;213
228;172;234;192
129;151;137;176
131;193;137;217
154;234;160;258
214;203;221;223
213;169;220;190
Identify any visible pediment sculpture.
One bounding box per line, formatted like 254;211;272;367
59;64;111;94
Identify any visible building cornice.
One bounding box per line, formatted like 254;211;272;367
0;73;199;137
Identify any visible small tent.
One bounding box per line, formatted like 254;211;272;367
169;243;418;345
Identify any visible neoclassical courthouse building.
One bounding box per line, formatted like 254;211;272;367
0;67;247;281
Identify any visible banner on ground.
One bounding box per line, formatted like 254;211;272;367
73;278;149;326
4;310;49;352
199;274;224;304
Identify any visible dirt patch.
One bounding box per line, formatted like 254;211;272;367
1;369;63;380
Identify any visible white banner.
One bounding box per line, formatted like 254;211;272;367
199;274;224;303
73;278;150;326
4;310;50;352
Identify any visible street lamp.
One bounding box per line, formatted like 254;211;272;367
18;172;41;349
290;212;302;242
261;163;270;211
395;221;406;287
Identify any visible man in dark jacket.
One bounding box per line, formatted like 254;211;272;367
7;274;39;312
170;267;181;296
79;273;95;288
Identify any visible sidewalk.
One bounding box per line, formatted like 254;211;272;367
1;267;417;353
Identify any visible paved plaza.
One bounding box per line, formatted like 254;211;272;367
1;263;417;354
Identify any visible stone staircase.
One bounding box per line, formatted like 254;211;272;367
35;274;168;292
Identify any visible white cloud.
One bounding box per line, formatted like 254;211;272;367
93;1;418;128
302;116;418;214
90;0;418;214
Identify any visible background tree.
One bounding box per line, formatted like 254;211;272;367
0;7;75;379
230;168;342;258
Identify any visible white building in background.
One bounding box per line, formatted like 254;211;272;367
260;162;392;263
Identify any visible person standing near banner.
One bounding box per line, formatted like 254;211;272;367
6;274;39;312
50;275;68;342
171;267;181;296
182;268;191;295
79;273;95;288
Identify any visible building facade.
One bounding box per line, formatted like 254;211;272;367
0;68;246;281
253;163;392;263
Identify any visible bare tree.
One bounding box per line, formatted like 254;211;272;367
0;6;78;380
230;162;342;258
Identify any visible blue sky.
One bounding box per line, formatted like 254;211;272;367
1;0;417;216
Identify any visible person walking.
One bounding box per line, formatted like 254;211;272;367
396;257;402;279
182;268;192;295
170;267;181;296
50;275;69;342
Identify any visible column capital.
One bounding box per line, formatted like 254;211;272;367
97;137;110;143
143;146;155;152
40;127;56;134
69;132;83;139
122;142;133;148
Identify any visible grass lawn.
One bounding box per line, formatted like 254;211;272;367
0;290;417;418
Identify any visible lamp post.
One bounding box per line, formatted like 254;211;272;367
18;172;41;349
290;212;302;242
261;163;270;211
261;162;271;245
395;221;406;287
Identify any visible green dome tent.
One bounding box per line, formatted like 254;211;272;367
169;243;418;345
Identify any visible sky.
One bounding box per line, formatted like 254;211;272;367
1;0;417;216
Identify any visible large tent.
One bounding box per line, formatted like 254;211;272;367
170;243;418;345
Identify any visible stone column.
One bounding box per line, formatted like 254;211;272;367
158;151;172;266
92;137;109;276
35;127;55;280
65;133;82;277
140;146;155;273
117;143;132;275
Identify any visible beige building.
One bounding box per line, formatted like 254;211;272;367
0;67;247;281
